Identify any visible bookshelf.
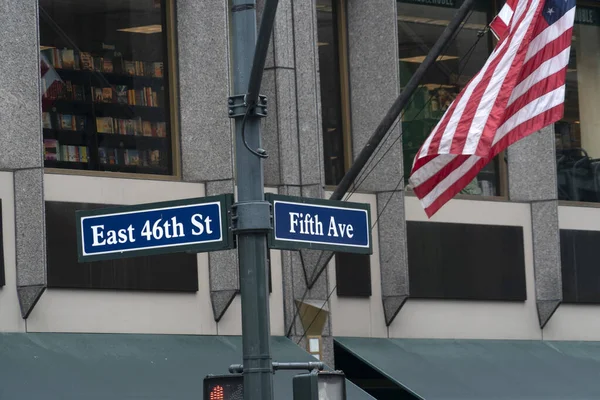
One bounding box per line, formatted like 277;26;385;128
41;47;171;176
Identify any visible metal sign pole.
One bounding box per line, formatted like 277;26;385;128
229;0;279;399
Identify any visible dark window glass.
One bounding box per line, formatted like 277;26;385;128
561;229;600;303
46;201;198;291
407;221;527;301
556;3;600;203
39;0;173;176
397;0;502;196
0;200;5;288
317;0;347;186
335;252;372;297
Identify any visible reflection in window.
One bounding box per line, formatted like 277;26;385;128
556;5;600;203
398;0;501;197
39;0;173;176
317;0;347;186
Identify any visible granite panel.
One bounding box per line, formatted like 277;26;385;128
206;180;239;321
14;169;45;288
320;334;335;368
211;290;238;322
383;295;408;326
17;285;45;319
177;0;234;182
272;0;295;69
531;200;562;328
300;249;333;288
281;249;299;336
300;184;324;200
346;0;402;192
292;0;324;186
14;168;46;318
376;191;409;325
508;126;558;202
0;0;42;170
275;68;301;186
261;69;282;186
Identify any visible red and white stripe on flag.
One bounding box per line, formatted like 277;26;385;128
40;52;63;101
490;0;518;40
408;0;576;217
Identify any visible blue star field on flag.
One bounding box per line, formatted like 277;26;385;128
543;0;576;25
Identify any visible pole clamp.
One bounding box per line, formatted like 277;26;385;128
231;201;272;233
228;94;268;118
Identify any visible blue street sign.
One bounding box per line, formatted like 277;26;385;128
266;194;372;254
76;195;234;262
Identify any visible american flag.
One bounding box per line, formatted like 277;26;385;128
409;0;576;217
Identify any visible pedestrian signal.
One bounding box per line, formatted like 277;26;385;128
203;374;243;400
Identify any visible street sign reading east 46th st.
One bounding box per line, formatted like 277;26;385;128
76;194;234;262
266;194;372;254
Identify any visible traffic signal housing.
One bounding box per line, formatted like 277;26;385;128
204;374;243;400
293;370;346;400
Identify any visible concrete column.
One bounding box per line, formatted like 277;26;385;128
176;0;238;321
508;126;562;328
347;0;409;326
0;0;47;318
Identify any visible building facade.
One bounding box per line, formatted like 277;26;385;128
1;0;600;398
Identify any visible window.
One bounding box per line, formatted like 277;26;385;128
39;0;175;176
407;221;526;301
556;3;600;203
398;0;503;197
317;0;350;186
335;252;372;297
45;201;198;291
561;229;600;303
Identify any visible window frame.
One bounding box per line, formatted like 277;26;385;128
40;0;182;181
398;0;509;200
337;0;354;175
555;0;600;206
326;0;510;199
318;0;354;188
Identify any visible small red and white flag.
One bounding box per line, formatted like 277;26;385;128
409;0;576;217
40;52;63;102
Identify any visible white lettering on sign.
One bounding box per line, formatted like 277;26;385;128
191;213;213;236
288;212;355;239
91;225;105;246
327;217;354;238
289;212;324;236
90;214;217;248
91;224;136;247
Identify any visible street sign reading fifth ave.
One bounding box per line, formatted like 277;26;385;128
266;194;372;254
76;194;234;262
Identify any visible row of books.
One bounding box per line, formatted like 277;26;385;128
44;139;165;168
44;140;88;162
99;148;164;167
41;78;87;102
43;112;86;131
42;48;164;78
92;86;160;107
96;117;167;137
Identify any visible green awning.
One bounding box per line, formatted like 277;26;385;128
0;333;373;399
336;337;600;400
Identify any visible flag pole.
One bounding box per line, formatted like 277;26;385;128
330;0;477;201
